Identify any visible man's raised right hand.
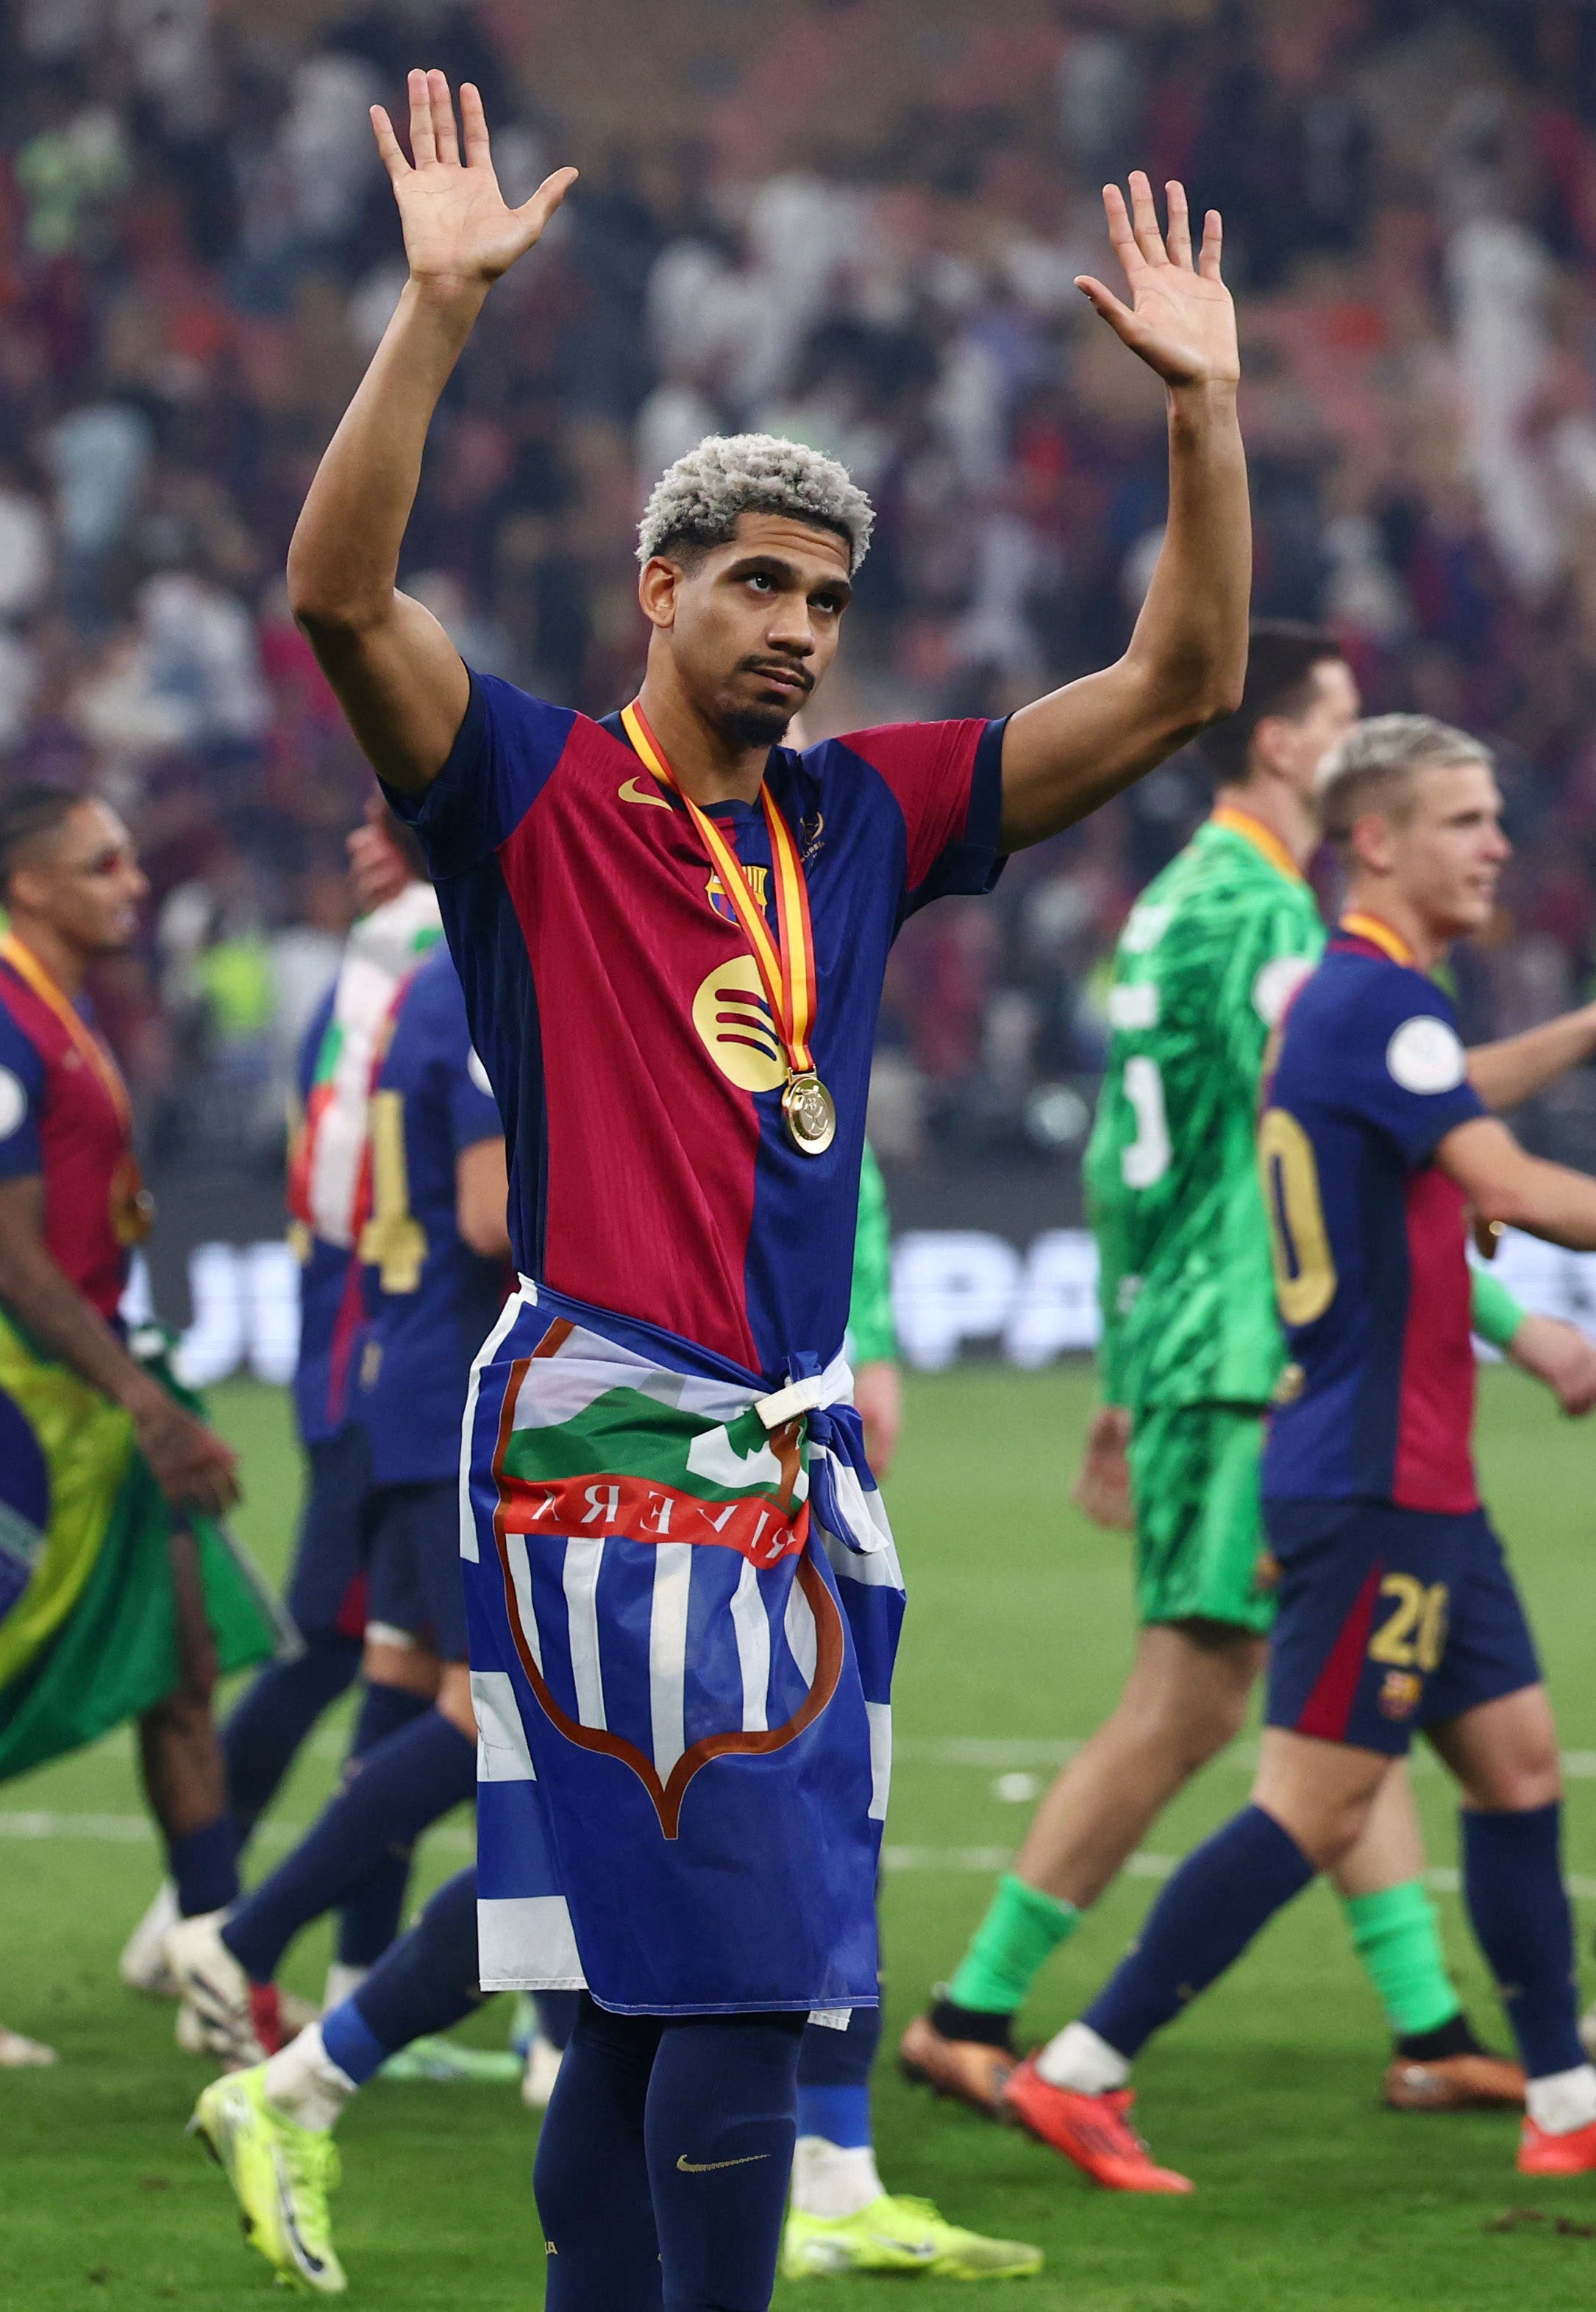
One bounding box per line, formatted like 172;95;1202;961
371;69;577;295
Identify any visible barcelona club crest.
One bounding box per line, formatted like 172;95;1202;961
1378;1668;1422;1722
707;865;769;924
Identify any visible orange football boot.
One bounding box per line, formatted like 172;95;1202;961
1519;2114;1596;2177
898;2012;1015;2116
1384;2052;1526;2111
1003;2057;1193;2192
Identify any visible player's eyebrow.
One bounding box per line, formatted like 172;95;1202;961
724;553;852;605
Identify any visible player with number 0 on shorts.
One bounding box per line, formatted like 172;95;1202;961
905;630;1596;2125
1002;714;1596;2191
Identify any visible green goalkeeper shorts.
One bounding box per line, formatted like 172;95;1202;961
1129;1402;1277;1635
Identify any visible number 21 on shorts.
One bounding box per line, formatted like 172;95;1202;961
1369;1573;1450;1674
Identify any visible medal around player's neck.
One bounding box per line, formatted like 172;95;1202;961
620;700;836;1157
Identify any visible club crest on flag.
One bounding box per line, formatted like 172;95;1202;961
488;1343;848;1838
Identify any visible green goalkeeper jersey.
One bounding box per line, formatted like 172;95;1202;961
1086;807;1324;1412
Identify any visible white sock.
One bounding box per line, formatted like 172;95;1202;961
262;2023;358;2135
789;2136;885;2220
1036;2019;1130;2094
321;1961;368;2013
1527;2063;1596;2135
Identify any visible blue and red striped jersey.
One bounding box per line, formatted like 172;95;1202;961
388;671;1005;1384
1258;922;1486;1512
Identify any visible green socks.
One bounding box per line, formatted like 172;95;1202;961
947;1871;1081;2016
1342;1879;1461;2039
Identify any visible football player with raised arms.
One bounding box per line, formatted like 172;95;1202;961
273;67;1250;2312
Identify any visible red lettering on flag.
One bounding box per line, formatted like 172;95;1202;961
499;1471;808;1565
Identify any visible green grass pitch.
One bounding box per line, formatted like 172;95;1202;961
4;1363;1596;2308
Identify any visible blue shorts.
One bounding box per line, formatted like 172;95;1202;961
1261;1498;1541;1757
366;1481;467;1662
285;1425;373;1642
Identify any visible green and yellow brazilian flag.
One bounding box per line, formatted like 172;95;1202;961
0;1312;282;1782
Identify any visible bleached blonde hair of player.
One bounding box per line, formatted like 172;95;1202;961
1314;714;1493;847
636;433;874;573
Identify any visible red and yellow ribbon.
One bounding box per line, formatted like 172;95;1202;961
1339;911;1417;967
621;700;818;1076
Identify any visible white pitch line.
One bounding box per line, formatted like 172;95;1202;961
4;1813;1592;1900
0;1812;474;1854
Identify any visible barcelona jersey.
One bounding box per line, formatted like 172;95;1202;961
355;947;506;1485
388;672;1005;1383
1258;922;1487;1512
0;947;141;1323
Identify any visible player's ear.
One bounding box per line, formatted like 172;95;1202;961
1349;808;1396;875
638;555;683;631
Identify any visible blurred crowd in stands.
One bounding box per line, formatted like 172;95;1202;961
7;0;1596;1172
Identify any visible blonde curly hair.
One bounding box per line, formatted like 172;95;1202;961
636;433;874;572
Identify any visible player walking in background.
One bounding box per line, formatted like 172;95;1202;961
905;629;1596;2122
120;800;444;2011
1008;714;1596;2190
169;938;510;2063
0;786;275;2026
281;66;1249;2311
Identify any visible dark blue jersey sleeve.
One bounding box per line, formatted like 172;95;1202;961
382;669;578;880
1336;966;1486;1165
0;1006;46;1180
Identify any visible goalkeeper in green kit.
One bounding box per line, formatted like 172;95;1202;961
904;622;1596;2121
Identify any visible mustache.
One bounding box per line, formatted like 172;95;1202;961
741;656;813;694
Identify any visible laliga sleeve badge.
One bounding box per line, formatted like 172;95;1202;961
1386;1016;1466;1095
1378;1668;1422;1722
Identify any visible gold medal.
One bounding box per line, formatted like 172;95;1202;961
621;701;840;1156
780;1070;836;1157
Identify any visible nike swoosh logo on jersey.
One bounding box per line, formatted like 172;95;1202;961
676;2152;770;2172
619;775;671;810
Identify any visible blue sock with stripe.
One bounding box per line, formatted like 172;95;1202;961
320;1867;482;2084
1083;1805;1316;2060
796;2002;880;2149
1461;1803;1586;2079
221;1710;475;1984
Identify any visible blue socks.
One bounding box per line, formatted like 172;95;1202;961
319;1867;482;2084
168;1817;240;1918
796;2002;880;2147
221;1635;361;1842
222;1708;476;1985
1084;1804;1316;2060
1462;1803;1586;2079
334;1682;433;1968
535;1998;804;2312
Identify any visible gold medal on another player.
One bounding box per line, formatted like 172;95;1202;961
621;700;836;1156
